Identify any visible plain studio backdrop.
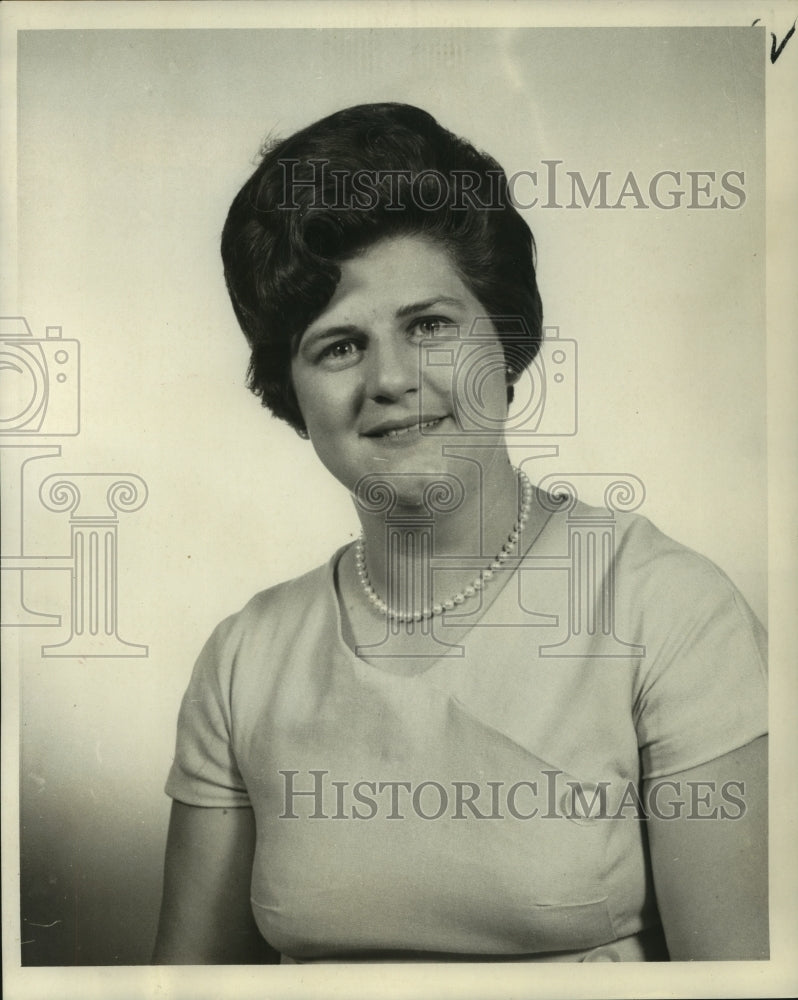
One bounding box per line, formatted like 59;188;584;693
9;27;764;965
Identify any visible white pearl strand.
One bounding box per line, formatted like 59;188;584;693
355;467;534;622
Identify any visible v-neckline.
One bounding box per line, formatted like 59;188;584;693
327;505;557;679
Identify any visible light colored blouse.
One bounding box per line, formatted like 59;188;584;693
165;503;767;962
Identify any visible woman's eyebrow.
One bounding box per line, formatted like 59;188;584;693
394;296;465;319
301;297;465;349
300;324;361;350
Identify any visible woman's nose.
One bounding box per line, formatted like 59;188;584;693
364;338;419;403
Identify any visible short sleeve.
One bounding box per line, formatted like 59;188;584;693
633;557;768;780
165;617;251;807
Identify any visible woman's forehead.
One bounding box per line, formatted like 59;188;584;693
312;235;475;323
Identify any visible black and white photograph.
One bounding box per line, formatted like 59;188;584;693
1;2;796;999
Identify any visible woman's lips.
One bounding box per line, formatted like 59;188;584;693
364;416;447;442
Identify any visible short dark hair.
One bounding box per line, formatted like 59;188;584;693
221;103;544;434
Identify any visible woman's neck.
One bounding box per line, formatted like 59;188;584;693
353;451;524;605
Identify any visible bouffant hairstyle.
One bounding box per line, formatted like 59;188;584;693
221;103;543;435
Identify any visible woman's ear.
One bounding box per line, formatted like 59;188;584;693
505;361;520;406
504;361;521;384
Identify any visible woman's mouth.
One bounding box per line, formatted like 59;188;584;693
381;417;444;439
364;416;447;442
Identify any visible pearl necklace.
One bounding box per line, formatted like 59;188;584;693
354;467;534;622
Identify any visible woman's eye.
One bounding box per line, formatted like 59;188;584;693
319;339;360;363
413;317;455;338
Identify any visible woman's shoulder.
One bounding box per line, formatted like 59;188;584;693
552;498;742;597
241;551;340;617
613;509;750;612
537;497;764;645
213;546;345;648
169;548;349;751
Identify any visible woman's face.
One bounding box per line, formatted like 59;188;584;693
291;234;509;499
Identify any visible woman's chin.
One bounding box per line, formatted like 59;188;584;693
390;473;452;511
349;460;466;517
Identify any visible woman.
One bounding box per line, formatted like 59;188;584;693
153;104;768;964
